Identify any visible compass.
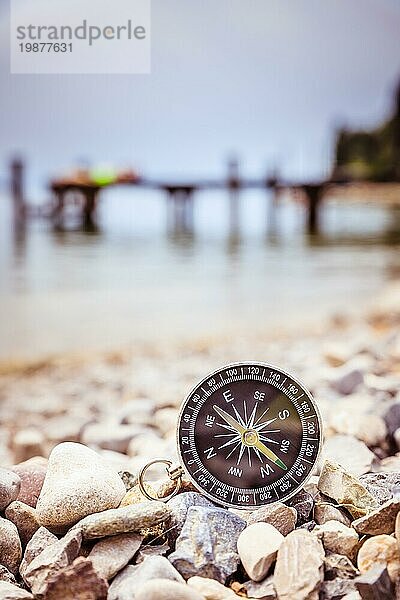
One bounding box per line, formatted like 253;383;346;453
175;362;322;508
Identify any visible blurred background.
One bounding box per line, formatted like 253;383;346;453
1;0;400;362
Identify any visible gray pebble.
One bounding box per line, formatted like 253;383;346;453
169;506;246;583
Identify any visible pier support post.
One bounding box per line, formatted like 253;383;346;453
166;187;194;234
303;184;324;235
10;157;26;226
227;157;240;236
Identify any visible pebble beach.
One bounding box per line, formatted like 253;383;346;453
0;282;400;599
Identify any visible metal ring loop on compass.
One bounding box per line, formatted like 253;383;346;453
138;459;183;503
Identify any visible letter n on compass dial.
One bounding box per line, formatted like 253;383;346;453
177;363;322;508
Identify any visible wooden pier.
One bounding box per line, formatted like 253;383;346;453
9;159;400;236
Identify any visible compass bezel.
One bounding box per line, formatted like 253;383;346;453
176;361;323;509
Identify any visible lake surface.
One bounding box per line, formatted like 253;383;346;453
1;188;400;361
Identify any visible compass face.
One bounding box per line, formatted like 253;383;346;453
177;362;322;508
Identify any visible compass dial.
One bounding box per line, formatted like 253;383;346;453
177;362;322;508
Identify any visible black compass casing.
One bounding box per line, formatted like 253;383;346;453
176;362;322;509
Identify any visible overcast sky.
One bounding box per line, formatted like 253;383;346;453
1;0;400;187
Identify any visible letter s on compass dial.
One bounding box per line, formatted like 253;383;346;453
176;362;322;508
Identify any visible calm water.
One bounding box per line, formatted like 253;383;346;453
1;188;400;361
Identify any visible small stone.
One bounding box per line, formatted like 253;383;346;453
169;506;246;583
36;442;126;533
120;484;157;507
357;535;400;582
322;435;374;476
118;471;137;492
166;492;217;544
274;529;325;600
135;579;203;600
285;489;314;525
12;457;47;508
42;557;108;600
396;511;400;551
237;523;283;582
0;469;21;511
88;532;143;579
324;343;352;367
5;501;40;546
247;502;297;535
19;527;58;580
355;565;394;600
324;553;358;580
313;520;359;560
76;501;171;539
0;566;17;585
298;520;317;531
108;556;184;600
318;460;377;518
156;476;197;500
81;423;145;454
331;369;364;395
136;541;169;564
12;429;45;464
22;528;82;595
0;517;22;576
314;502;352;527
320;579;357;599
352;499;400;535
0;581;33;599
242;576;276;600
187;576;239;599
359;472;400;505
383;403;400;438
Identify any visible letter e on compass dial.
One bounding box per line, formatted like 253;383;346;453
177;362;322;508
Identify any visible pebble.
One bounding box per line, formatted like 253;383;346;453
75;501;171;539
81;422;145;454
331;368;364;395
324;553;358;580
314;502;352;527
274;529;325;600
246;502;297;535
11;457;47;508
237;522;283;582
36;442;126;533
313;520;359;560
359;472;400;505
355;565;393;600
5;501;40;547
12;429;45;464
19;527;58;580
187;575;238;599
88;532;143;579
169;506;246;583
320;579;357;599
285;489;314;526
322;435;375;476
41;556;108;600
352;498;400;535
166;492;217;544
108;557;184;600
0;517;22;576
242;576;276;600
0;468;21;511
384;402;400;438
357;534;400;582
318;459;377;518
135;579;204;600
0;566;17;586
136;541;169;563
22;528;82;596
0;581;33;599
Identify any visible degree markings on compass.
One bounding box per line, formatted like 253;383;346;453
304;414;317;419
